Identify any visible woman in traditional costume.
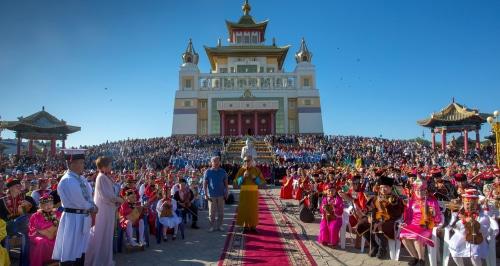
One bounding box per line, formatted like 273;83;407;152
156;186;181;241
280;167;293;199
318;184;344;246
28;194;61;266
400;178;442;266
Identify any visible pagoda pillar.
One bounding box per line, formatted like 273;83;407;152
237;112;242;136
50;137;56;156
271;111;275;135
441;129;447;151
28;139;34;156
431;129;436;150
62;139;66;149
16;136;21;156
475;129;480;150
220;111;225;136
254;112;258;136
464;129;469;154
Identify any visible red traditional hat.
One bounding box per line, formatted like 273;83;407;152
126;175;136;182
6;178;21;188
462;188;479;199
39;194;53;204
481;172;495;183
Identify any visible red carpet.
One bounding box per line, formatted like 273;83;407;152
242;193;291;265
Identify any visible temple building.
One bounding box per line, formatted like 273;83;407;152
417;99;488;153
0;107;80;156
171;0;324;136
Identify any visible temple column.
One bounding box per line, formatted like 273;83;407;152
16;136;21;156
464;129;469;154
271;111;275;135
237;112;242;136
475;128;480;150
441;129;447;151
254;112;258;136
50;137;56;156
431;129;436;150
220;111;226;136
28;139;34;156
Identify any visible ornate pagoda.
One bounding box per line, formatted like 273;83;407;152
417;99;488;153
0;107;81;156
171;0;323;136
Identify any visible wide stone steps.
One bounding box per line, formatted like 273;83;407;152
223;139;275;163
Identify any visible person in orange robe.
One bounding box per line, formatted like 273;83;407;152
280;168;293;199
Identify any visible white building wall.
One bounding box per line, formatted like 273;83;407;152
172;114;197;135
298;113;323;134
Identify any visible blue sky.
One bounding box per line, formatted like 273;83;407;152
0;0;499;147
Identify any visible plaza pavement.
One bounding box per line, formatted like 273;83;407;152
114;187;413;266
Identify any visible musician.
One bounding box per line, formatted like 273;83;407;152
120;175;140;200
357;176;404;259
448;189;493;266
119;189;146;247
429;168;457;201
156;186;181;241
28;194;61;266
400;178;442;266
0;178;36;223
481;172;499;219
173;178;199;229
279;167;293;200
340;174;367;249
294;168;310;201
318;184;344;247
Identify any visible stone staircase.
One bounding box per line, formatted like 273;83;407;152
223;138;275;163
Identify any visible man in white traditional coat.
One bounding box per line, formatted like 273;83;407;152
240;138;257;162
85;156;123;266
52;149;98;266
447;188;497;266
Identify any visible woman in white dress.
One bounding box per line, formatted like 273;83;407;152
156;187;181;241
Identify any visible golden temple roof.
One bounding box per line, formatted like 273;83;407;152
417;101;488;128
204;45;290;70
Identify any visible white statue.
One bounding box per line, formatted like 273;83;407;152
241;138;257;161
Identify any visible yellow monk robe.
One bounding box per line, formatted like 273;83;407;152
0;219;10;266
235;166;262;228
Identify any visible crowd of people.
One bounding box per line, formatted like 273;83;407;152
0;133;498;266
278;135;499;266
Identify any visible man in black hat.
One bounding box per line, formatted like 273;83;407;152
52;149;97;266
356;175;404;259
0;178;37;236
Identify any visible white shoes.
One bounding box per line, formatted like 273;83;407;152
209;227;215;232
129;240;140;247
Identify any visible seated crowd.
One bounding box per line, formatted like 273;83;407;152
0;134;498;266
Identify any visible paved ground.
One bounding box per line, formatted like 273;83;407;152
114;187;412;266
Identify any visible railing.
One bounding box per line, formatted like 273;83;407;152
198;73;299;90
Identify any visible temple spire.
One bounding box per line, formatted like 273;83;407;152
182;38;199;65
242;0;251;15
295;37;312;63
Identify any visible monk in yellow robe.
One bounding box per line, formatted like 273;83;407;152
235;156;262;233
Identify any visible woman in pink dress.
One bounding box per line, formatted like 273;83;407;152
400;178;442;266
318;184;344;246
28;194;61;266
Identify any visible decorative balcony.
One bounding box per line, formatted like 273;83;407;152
198;73;299;90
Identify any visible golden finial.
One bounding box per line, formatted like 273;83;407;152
242;0;251;15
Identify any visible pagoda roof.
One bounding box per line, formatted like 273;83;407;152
417;101;488;128
0;107;81;136
225;16;269;32
204;45;290;70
